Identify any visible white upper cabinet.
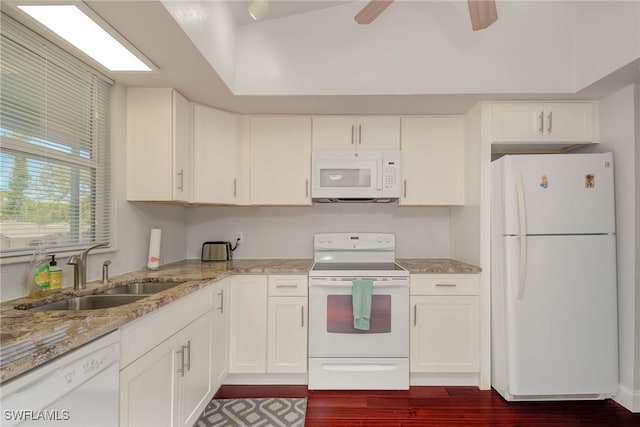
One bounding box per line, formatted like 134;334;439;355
249;116;312;206
193;104;240;204
492;102;596;144
400;117;465;206
126;88;193;203
312;116;400;151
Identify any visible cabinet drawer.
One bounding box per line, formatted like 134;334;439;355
120;284;213;368
410;275;479;296
268;275;308;297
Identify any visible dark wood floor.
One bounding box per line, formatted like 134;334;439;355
214;385;640;426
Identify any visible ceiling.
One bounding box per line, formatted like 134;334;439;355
1;1;638;115
227;1;351;26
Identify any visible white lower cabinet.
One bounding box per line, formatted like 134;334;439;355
229;275;268;373
229;275;308;378
410;275;480;382
212;278;230;391
267;296;307;373
119;285;215;427
120;310;214;427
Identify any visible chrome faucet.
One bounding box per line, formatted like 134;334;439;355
67;243;109;290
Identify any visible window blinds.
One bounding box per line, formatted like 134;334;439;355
0;13;113;257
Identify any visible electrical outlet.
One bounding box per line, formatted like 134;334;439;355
235;232;243;243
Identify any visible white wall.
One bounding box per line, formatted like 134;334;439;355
579;84;639;410
186;204;451;259
575;1;640;91
235;1;575;95
0;84;188;302
162;0;237;91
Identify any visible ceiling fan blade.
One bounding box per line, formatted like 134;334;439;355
354;0;394;24
467;0;498;31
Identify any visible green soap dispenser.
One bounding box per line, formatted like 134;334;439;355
49;255;62;289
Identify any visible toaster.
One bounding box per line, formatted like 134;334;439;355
201;241;233;262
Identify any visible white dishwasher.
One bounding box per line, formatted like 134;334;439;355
1;331;119;427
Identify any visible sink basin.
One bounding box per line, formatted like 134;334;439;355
99;281;185;295
29;295;147;311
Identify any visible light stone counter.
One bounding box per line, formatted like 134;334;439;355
0;257;480;383
0;259;312;383
396;258;482;274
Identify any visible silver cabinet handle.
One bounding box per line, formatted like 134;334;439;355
351;125;355;145
358;124;362;145
233;178;237;198
413;304;417;326
547;111;553;133
177;347;185;377
538;112;544;134
217;290;224;313
305;179;309;198
435;283;458;287
185;341;191;372
276;284;298;288
177;169;184;191
301;305;305;327
403;180;407;198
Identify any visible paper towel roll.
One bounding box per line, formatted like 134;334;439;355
147;228;162;269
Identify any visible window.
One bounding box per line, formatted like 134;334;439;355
0;13;112;257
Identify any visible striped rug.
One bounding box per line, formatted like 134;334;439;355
194;398;306;427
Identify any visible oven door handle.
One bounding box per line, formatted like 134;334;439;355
309;282;408;289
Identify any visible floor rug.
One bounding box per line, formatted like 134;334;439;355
194;398;306;427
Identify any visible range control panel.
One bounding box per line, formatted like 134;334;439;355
314;233;395;251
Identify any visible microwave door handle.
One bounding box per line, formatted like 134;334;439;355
376;159;383;191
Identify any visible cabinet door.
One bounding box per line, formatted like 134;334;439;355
126;88;192;202
177;311;215;427
312;116;356;150
126;88;173;201
410;296;479;373
400;117;465;206
212;278;230;392
120;335;177;427
193;105;239;204
267;296;307;373
172;91;193;202
543;103;594;142
357;116;400;150
229;275;268;373
250;116;312;205
492;103;544;142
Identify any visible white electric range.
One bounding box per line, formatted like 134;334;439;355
308;233;410;390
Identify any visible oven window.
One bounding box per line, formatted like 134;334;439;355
326;295;391;333
319;168;372;188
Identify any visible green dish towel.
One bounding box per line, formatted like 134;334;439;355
352;279;374;331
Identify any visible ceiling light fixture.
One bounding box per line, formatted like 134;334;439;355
247;0;269;21
18;4;153;72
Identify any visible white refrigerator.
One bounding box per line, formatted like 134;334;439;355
491;153;618;401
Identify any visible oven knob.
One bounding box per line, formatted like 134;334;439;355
376;236;383;243
326;237;333;243
318;237;325;243
384;236;391;243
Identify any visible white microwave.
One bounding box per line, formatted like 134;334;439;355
311;150;401;202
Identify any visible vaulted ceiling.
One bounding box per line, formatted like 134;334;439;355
2;1;639;114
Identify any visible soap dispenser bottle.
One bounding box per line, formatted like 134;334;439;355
49;255;62;289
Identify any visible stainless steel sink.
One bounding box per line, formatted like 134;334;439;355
99;281;185;295
29;295;147;311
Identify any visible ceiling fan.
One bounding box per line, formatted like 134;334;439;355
354;0;498;31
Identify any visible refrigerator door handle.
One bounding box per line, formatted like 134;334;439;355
515;174;527;300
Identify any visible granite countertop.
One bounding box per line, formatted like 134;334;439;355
0;257;479;383
397;258;482;274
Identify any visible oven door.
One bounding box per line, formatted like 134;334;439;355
312;156;382;199
308;277;409;358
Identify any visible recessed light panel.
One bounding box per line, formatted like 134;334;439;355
18;4;152;71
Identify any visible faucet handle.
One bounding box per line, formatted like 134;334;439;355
102;260;111;284
67;254;78;265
